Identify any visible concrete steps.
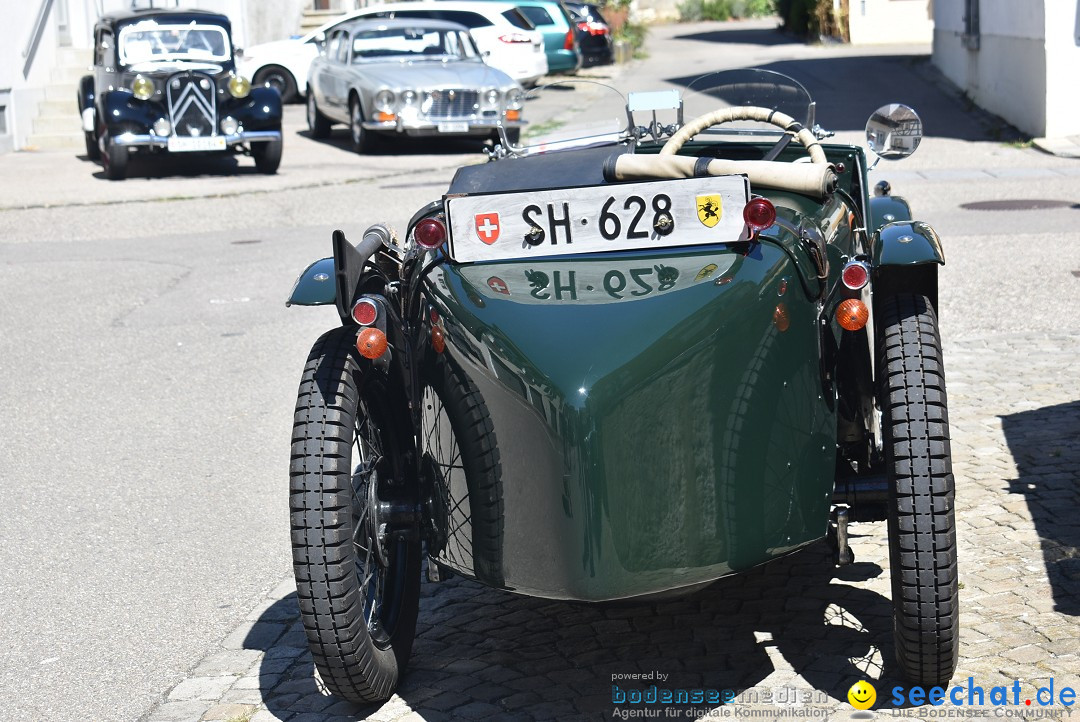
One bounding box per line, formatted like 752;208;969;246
25;48;92;152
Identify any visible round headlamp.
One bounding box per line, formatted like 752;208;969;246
401;90;418;106
482;88;500;107
220;116;240;136
506;88;524;110
131;75;155;101
228;74;251;99
152;118;172;137
374;89;396;113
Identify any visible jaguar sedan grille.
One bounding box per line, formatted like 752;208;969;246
425;89;479;119
167;72;217;137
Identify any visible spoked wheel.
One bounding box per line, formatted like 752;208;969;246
291;328;420;703
421;357;503;585
878;293;959;686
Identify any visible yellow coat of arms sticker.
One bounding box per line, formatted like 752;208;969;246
697;195;722;228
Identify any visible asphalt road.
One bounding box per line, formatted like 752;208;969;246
1;18;1078;722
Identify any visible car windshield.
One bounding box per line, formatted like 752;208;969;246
680;68;815;135
118;21;230;64
351;26;481;62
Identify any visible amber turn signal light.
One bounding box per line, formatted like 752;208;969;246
773;303;790;332
357;327;388;359
836;299;869;331
432;326;446;354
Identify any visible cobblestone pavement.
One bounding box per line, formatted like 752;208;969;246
141;332;1080;722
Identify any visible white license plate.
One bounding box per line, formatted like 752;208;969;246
453;252;738;305
446;175;749;263
437;122;470;133
167;136;227;152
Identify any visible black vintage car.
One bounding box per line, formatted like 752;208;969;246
78;8;283;180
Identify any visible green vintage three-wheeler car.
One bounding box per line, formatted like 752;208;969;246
287;69;956;702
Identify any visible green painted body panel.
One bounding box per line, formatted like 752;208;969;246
287;257;336;306
869;195;913;232
424;177;856;598
872;221;945;267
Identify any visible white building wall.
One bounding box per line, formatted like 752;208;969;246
933;0;1080;138
848;0;933;45
0;2;63;153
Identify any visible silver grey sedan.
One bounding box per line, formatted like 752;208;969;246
306;18;525;152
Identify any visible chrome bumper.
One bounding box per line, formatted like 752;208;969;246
111;130;282;149
361;117;522;136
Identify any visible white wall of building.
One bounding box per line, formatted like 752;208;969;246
0;1;63;153
933;0;1080;138
849;0;933;45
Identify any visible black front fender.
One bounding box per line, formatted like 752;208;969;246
99;90;160;134
224;86;282;131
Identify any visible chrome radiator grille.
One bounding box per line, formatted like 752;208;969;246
425;89;478;119
167;72;217;137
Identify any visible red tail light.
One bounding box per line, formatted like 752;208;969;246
564;28;574;50
743;198;776;232
577;21;590;32
499;32;532;43
841;261;870;290
351;298;378;326
414;218;447;249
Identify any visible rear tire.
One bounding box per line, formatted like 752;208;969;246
252;136;282;174
84;130;100;161
421;356;503;586
307;91;332;139
878;293;959;686
253;65;298;103
291;328;421;703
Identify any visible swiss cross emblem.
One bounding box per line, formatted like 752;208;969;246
487;276;510;295
474;213;500;244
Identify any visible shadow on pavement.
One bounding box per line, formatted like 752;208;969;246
673;26;801;47
244;542;910;719
667;45;1022;141
297;128;494;157
1000;400;1080;617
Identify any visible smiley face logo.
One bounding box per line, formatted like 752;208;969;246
848;680;876;710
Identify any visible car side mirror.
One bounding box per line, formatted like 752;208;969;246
865;104;923;161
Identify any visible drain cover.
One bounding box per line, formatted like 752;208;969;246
960;199;1079;211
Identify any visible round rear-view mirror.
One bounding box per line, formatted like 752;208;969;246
865;103;923;160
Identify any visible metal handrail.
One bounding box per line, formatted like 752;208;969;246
21;0;55;79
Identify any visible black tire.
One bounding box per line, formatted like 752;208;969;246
291;328;421;703
84;130;100;161
306;91;332;139
349;96;376;154
101;134;128;180
252;136;282;174
253;65;298;103
421;356;503;586
878;293;959;686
